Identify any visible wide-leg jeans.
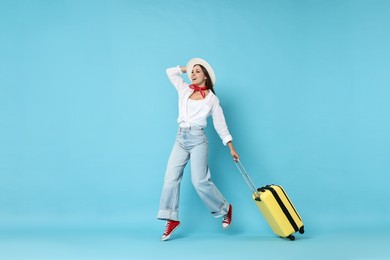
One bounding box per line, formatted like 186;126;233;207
157;126;229;221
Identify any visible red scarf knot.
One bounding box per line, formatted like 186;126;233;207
189;84;207;98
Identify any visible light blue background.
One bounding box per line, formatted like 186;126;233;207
1;0;390;258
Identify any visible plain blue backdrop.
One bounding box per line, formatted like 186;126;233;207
1;0;390;256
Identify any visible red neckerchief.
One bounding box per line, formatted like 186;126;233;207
189;84;207;98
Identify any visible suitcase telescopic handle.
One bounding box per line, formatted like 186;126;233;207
234;160;260;199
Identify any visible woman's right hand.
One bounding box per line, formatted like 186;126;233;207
227;141;240;161
180;66;187;73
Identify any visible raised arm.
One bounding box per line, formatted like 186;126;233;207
166;66;188;92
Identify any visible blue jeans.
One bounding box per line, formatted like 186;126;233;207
157;126;230;221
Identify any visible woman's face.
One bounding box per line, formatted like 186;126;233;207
190;65;207;86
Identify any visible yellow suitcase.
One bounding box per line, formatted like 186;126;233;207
235;161;304;240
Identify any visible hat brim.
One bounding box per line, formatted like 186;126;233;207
186;58;216;85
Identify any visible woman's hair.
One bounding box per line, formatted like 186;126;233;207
197;64;216;95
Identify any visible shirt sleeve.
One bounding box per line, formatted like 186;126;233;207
211;98;233;146
166;66;188;92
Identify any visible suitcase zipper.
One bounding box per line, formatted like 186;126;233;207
274;185;302;221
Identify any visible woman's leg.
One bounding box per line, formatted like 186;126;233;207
190;141;230;218
157;141;189;221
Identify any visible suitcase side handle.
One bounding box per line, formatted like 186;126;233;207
234;160;261;200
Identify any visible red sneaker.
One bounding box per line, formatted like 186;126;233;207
222;204;233;229
161;220;181;241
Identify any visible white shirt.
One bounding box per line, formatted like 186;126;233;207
166;66;233;146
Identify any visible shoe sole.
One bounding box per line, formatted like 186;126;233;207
161;223;181;241
223;220;232;230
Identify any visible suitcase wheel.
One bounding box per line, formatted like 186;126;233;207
299;226;305;234
287;235;295;241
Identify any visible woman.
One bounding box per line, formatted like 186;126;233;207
157;58;239;241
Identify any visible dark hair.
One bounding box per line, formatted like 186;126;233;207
197;64;216;95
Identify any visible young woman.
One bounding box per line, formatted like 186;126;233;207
157;58;239;241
